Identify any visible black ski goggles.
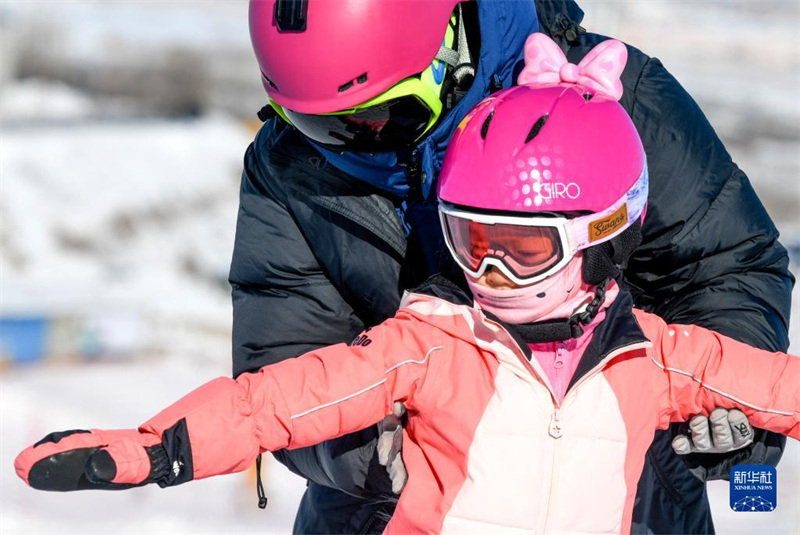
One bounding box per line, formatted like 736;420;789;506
268;75;443;153
282;97;433;153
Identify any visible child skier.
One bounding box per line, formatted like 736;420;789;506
15;36;799;534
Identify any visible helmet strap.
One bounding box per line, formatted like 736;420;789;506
451;4;476;89
569;278;611;336
511;278;611;344
435;4;476;109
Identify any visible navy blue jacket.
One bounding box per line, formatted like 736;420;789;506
229;0;793;533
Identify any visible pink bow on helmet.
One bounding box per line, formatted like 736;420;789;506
517;34;628;101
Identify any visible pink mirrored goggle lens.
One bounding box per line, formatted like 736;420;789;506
443;214;565;280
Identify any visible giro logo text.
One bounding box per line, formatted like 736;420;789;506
532;181;581;206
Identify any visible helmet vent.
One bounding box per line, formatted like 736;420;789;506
480;111;495;140
525;114;549;143
338;73;368;93
261;71;278;90
275;0;308;32
583;92;594;101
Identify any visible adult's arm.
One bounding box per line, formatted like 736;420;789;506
229;120;396;496
230;122;367;376
621;53;793;479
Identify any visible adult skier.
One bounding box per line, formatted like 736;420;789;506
234;0;792;533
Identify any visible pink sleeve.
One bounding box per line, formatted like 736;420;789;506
141;310;446;480
247;311;446;450
637;310;800;440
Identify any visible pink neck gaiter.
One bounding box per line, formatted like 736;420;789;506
467;255;595;325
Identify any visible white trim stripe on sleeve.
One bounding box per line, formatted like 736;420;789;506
290;379;388;420
384;346;444;374
649;355;794;417
290;346;444;420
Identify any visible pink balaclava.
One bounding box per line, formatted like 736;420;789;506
467;254;596;325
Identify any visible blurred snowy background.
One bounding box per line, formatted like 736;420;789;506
0;1;797;534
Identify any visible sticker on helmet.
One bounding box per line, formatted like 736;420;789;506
589;203;629;242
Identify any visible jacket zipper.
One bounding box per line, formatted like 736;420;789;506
475;317;566;532
440;311;651;532
549;407;563;438
405;295;655;530
553;342;565;402
540;341;652;533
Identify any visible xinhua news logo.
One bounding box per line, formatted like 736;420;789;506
730;465;777;512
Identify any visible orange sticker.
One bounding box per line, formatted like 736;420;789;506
589;204;629;242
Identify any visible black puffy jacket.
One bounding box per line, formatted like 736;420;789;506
229;1;793;533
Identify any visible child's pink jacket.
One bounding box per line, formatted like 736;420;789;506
138;290;798;534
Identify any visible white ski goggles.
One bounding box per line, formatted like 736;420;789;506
439;167;648;286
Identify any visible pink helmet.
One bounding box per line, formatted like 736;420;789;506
249;0;461;114
438;83;646;216
438;36;647;287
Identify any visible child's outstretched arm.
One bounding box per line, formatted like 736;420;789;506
637;310;800;440
15;311;447;491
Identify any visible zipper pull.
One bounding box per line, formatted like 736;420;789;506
554;344;564;369
549;408;563;438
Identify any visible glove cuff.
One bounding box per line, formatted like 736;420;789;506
146;444;172;484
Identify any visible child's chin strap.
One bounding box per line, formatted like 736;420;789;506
513;278;610;344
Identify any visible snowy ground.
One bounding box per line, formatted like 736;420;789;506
1;93;307;532
1;112;250;362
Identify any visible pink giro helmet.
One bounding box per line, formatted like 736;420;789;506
438;36;647;286
249;0;461;115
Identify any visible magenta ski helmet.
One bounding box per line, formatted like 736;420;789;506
249;0;462;115
438;36;647;286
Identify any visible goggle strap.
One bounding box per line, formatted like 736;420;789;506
565;165;649;252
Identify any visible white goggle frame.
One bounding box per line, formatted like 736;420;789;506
439;163;649;286
440;205;574;286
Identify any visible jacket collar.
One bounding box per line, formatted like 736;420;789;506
566;291;650;391
404;277;650;386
